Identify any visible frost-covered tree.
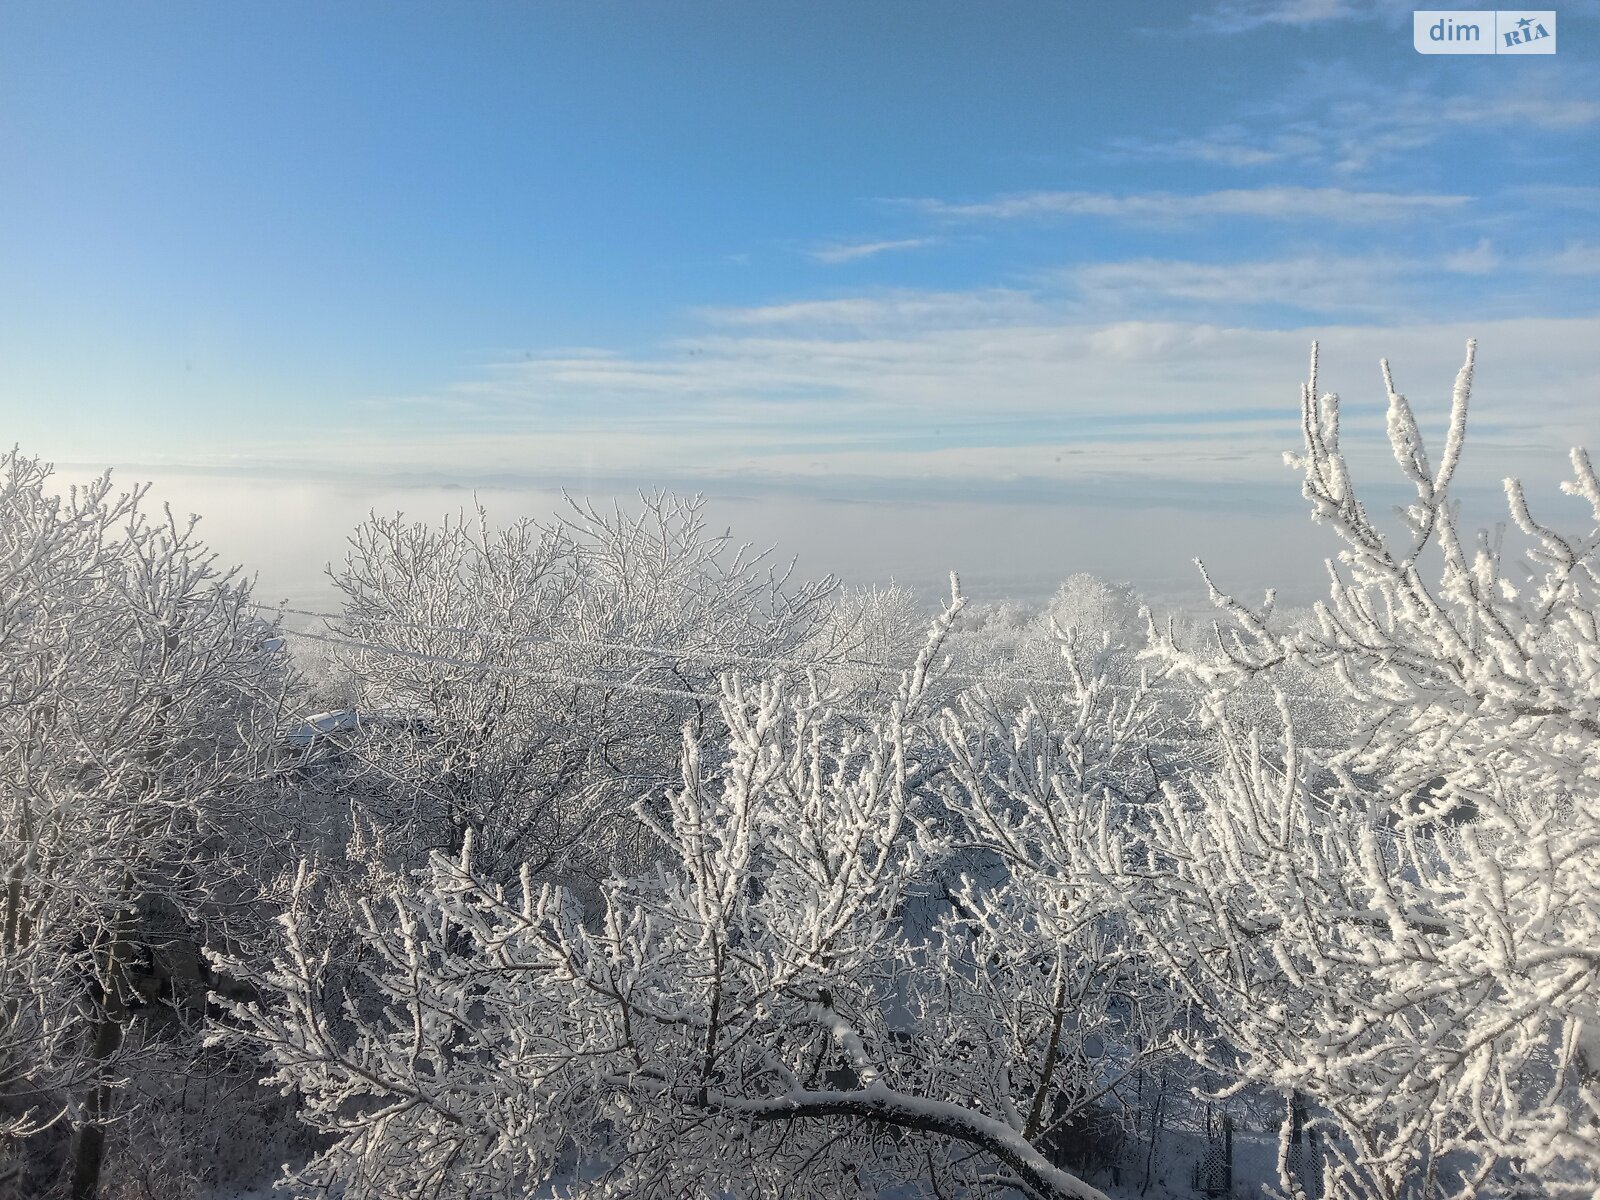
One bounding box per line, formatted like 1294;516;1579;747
0;450;290;1198
1133;342;1600;1198
219;579;1189;1199
929;625;1186;1174
801;580;929;707
320;492;839;895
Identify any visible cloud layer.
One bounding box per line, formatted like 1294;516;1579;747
903;186;1469;224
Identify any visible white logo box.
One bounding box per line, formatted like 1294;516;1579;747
1414;10;1556;53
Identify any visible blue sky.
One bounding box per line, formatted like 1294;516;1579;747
3;0;1598;601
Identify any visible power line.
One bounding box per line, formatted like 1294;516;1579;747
265;623;1230;753
254;602;1171;696
276;624;933;729
258;603;906;675
279;623;741;707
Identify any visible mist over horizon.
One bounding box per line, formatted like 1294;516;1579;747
27;456;1417;618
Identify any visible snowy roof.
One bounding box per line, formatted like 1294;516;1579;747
281;708;433;749
283;709;363;749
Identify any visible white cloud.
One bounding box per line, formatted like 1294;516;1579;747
699;289;1040;329
87;308;1595;615
1055;247;1501;312
805;237;938;264
1514;185;1600;211
1109;131;1300;168
1190;0;1404;32
1121;70;1599;177
1165;139;1284;167
1066;255;1403;313
1440;94;1600;130
259;314;1599;505
906;187;1469;224
1442;240;1501;275
1542;243;1600;276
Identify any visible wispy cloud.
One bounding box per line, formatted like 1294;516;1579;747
1120;71;1600;176
1066;255;1403;314
1544;243;1600;276
904;186;1469;224
93;293;1594;591
805;237;938;264
1190;0;1404;33
317;314;1600;505
1442;241;1501;275
1439;94;1600;130
699;289;1040;329
1514;185;1600;211
1057;247;1582;318
1107;128;1308;168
